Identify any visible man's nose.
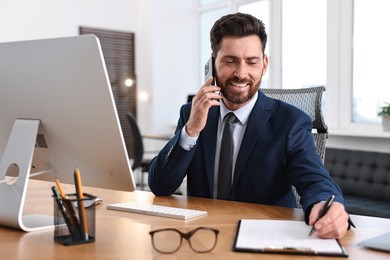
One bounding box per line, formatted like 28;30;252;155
233;62;249;79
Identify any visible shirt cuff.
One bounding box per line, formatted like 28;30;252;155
179;126;198;151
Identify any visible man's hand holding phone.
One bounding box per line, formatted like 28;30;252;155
185;77;221;137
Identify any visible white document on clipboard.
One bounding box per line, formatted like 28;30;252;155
233;219;348;257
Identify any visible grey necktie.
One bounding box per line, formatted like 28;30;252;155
217;112;238;200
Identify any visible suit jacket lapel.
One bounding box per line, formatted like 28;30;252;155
233;91;275;186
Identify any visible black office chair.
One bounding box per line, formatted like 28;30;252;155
261;86;328;207
126;112;153;190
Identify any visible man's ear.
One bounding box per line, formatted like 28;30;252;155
262;54;269;75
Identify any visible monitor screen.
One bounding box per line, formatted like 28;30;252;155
0;35;136;192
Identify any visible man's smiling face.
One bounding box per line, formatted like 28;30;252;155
214;35;268;110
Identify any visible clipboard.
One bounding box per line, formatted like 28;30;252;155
233;219;348;257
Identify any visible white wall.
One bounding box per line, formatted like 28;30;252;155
0;0;199;140
327;130;390;153
136;0;199;136
327;135;390;153
0;0;139;41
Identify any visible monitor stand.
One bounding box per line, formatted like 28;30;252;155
0;119;54;232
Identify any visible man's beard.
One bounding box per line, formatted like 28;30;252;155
218;76;261;105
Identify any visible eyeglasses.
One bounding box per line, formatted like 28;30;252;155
149;227;219;254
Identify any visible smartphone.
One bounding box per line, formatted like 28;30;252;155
204;56;221;99
204;56;216;85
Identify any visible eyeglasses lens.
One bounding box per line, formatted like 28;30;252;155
189;228;218;253
152;229;182;253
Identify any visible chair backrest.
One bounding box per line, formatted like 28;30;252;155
126;112;144;170
260;86;328;162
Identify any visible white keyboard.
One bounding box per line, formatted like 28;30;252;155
107;202;208;220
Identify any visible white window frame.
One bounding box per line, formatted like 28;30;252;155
327;0;386;135
198;0;390;138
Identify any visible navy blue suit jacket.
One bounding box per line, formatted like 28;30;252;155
148;90;344;215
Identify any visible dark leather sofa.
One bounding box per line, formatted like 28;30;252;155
325;148;390;218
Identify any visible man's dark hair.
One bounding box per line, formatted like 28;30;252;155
210;13;267;55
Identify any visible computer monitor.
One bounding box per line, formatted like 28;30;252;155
0;35;136;231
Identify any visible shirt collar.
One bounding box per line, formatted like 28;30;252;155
220;91;258;125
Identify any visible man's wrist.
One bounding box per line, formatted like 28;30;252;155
185;124;200;137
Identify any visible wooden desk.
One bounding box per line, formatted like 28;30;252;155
1;180;389;259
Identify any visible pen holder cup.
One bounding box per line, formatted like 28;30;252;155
53;193;96;245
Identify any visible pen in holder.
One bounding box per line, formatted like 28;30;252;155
53;193;96;245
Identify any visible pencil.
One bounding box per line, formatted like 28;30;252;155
74;168;88;240
55;178;81;239
51;186;78;240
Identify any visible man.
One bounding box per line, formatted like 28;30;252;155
148;13;350;238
